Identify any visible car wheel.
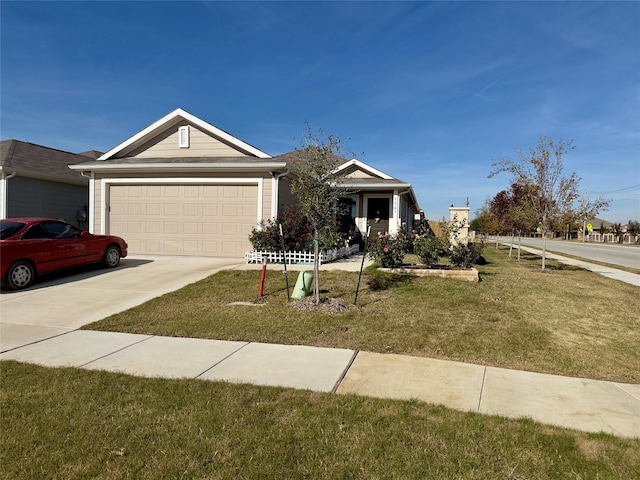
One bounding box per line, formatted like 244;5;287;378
7;261;35;290
102;245;121;268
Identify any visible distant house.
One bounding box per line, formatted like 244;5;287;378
70;108;420;257
0;140;93;226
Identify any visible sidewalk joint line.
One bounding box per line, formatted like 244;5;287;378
195;341;251;379
477;367;487;411
78;334;155;368
331;350;359;394
0;327;77;354
613;382;640;403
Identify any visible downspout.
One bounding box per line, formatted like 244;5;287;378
1;170;17;218
79;171;95;233
270;169;290;220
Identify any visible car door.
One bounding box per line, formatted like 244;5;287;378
41;221;99;269
17;223;59;273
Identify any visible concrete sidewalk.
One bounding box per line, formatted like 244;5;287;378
2;330;639;439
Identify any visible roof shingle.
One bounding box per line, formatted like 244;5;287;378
0;139;90;183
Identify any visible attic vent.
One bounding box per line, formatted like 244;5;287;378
178;126;190;148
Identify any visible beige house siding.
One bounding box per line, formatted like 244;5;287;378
345;170;376;179
128;122;250;159
92;180;102;234
400;196;413;230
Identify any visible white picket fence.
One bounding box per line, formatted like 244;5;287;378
245;244;359;265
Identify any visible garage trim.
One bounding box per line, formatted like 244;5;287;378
100;177;264;235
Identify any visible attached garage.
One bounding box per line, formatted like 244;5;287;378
108;183;259;256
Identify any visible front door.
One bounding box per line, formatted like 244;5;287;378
367;197;390;238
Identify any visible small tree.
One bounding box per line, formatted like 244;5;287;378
470;200;500;235
489;136;580;271
611;223;624;242
573;191;611;242
289;125;353;303
490;183;538;260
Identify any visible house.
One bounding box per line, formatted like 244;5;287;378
69;108;419;257
0;140;91;226
270;150;420;239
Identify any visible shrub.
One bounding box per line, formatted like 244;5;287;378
448;242;485;268
414;234;449;267
249;209;313;252
248;209;349;252
367;232;408;268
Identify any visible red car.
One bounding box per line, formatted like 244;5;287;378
1;218;128;290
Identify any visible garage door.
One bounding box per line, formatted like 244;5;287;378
109;184;258;256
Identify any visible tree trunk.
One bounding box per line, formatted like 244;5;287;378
509;233;514;257
313;229;320;304
517;233;522;261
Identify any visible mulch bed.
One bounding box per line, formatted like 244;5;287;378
289;296;351;314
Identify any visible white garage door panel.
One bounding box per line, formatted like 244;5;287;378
109;184;257;257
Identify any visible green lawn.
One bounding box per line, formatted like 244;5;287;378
84;246;640;383
4;247;640;478
2;361;639;479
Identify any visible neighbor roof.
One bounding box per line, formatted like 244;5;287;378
0;139;90;184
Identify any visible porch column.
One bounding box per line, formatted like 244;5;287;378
391;190;401;234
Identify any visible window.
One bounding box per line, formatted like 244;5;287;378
42;221;82;239
178;126;190;148
21;224;50;240
0;221;26;239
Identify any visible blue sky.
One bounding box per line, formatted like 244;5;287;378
1;1;639;222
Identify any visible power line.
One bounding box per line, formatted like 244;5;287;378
593;184;640;194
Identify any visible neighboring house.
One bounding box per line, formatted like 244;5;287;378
0;140;92;226
70;108;420;257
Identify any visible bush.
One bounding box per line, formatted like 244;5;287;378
413;234;449;267
248;209;349;252
367;232;408;268
367;229;484;269
249;209;313;252
448;242;485;268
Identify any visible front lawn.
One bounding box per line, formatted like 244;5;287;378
84;247;640;383
2;361;638;479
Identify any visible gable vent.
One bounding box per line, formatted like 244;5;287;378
178;126;190;148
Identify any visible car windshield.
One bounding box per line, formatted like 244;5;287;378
0;221;26;240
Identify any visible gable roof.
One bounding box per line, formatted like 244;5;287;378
99;108;271;160
0;139;89;184
270;148;348;170
334;159;394;180
271;149;420;210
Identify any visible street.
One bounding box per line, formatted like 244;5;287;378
492;237;640;270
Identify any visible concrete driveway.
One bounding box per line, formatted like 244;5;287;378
0;255;243;352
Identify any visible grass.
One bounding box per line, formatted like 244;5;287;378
85;246;640;383
2;361;639;479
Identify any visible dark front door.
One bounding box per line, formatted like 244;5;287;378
367;197;390;238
